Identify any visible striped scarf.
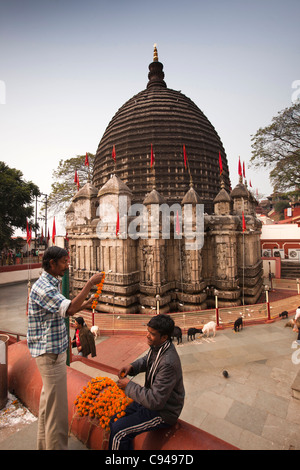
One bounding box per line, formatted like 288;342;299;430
145;340;171;387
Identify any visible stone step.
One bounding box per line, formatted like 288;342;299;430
282;274;300;279
281;265;300;279
281;272;300;279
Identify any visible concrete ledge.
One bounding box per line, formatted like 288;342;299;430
0;266;41;286
0;263;41;273
133;420;238;450
7;340;238;450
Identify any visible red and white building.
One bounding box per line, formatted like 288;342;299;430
259;202;300;279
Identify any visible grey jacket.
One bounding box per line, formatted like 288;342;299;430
125;341;185;425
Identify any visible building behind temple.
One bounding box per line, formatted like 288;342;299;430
66;47;263;313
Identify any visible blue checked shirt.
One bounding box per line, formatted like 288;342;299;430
27;271;71;357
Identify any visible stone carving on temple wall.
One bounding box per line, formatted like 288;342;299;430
143;246;153;285
197;250;202;279
160;245;167;284
181;245;191;283
216;243;227;279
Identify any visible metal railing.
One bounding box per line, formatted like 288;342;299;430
75;301;273;334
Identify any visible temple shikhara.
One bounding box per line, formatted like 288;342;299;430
65;46;263;313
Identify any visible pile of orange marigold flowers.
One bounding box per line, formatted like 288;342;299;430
91;272;105;311
74;376;132;430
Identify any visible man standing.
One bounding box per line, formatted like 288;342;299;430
109;314;185;450
27;246;104;450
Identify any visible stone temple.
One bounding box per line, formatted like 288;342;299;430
66;46;263;313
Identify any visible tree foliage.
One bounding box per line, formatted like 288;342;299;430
274;200;290;220
250;102;300;192
0;162;40;250
48;153;95;214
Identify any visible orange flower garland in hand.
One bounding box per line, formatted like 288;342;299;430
92;271;105;311
74;376;133;430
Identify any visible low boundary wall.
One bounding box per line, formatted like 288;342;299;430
0;264;42;286
7;340;238;450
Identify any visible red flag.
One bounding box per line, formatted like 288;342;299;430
238;157;242;177
77;174;80;190
249;179;252;187
47;228;50;244
52;217;56;244
74;170;78;184
183;145;187;170
85;153;89;166
112;145;116;162
150;144;154;168
243;161;246;178
176;211;180;236
219;151;223;175
242;212;246;233
26;219;31;247
116;212;120;237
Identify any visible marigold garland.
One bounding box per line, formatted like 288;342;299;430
74;376;132;430
92;271;105;311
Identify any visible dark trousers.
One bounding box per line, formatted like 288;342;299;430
108;401;170;450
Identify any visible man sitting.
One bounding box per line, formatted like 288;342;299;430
109;314;185;450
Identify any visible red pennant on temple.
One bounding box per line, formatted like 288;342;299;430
77;174;80;190
26;219;32;247
74;170;78;184
85;153;89;166
243;161;246;178
183;145;187;170
112;145;116;162
52;217;56;243
47;228;50;244
242;211;246;232
238;157;242;177
249;179;252;187
219;151;223;175
116;212;120;237
150;144;154;168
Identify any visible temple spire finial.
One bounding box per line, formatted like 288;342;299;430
147;44;166;88
153;43;158;62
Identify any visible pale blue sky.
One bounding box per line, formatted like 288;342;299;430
1;0;299;233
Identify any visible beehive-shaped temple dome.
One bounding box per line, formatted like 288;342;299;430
92;46;230;213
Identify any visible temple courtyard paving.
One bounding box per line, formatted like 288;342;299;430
1;281;300;450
